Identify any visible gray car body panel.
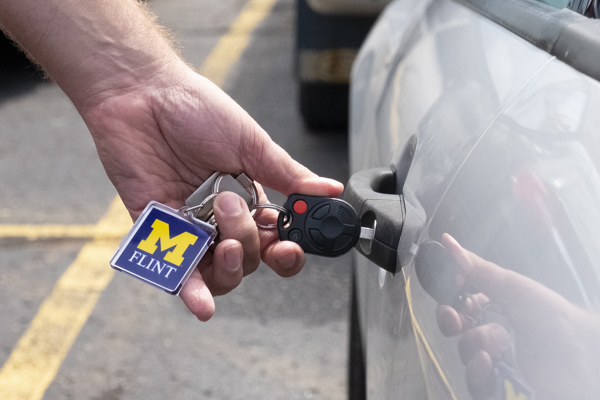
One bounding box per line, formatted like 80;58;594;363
350;0;600;398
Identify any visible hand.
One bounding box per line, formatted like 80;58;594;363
81;64;343;321
436;233;600;400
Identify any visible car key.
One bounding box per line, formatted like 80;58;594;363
277;194;373;257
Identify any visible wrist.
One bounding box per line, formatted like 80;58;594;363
75;54;189;118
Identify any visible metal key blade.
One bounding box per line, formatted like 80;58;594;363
360;226;375;241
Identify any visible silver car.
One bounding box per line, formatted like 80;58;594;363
344;0;600;399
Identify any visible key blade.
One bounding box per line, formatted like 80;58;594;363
360;226;375;241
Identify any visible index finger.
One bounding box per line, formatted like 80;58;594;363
442;233;565;310
240;131;344;197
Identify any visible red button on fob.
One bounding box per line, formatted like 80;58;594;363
293;200;308;214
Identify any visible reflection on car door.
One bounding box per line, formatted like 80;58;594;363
348;0;590;398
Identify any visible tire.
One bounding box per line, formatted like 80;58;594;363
300;81;349;131
348;274;366;400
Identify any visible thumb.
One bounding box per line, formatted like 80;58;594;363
240;130;344;197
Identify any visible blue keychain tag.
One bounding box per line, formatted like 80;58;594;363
110;201;217;295
496;362;535;400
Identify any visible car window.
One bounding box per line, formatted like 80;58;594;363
461;0;600;84
535;0;569;8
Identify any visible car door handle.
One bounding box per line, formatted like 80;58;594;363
343;167;405;273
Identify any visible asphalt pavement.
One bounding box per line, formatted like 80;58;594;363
0;0;351;399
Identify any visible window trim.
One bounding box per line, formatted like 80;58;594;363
455;0;600;82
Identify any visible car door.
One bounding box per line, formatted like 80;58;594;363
348;0;600;398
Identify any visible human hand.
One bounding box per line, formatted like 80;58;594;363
80;64;343;321
436;233;600;400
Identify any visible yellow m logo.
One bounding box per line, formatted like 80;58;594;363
137;219;198;266
505;380;528;400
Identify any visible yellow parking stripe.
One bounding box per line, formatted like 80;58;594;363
200;0;278;87
0;225;129;240
0;198;131;400
0;0;276;398
405;276;458;400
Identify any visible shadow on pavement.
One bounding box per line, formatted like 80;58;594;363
0;32;45;104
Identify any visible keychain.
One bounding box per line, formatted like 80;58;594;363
111;172;374;294
110;201;217;295
110;172;258;295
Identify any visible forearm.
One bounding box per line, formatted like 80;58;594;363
0;0;185;112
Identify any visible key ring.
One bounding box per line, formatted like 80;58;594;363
249;203;291;229
183;172;260;223
457;293;501;327
213;173;259;207
181;192;219;219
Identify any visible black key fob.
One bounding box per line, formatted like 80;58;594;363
415;240;463;306
278;194;361;257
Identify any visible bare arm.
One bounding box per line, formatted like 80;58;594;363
0;0;181;111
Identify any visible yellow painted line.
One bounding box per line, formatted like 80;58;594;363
0;198;131;400
405;275;459;400
0;225;130;240
0;1;276;398
200;0;278;87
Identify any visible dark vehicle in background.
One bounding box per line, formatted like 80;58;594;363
295;0;391;129
343;0;600;399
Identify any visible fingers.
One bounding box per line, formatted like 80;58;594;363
179;268;216;321
213;191;261;276
465;349;495;400
240;131;344;197
200;239;244;296
436;293;491;336
436;305;463;336
179;243;243;320
262;240;306;277
442;233;532;307
458;323;510;365
442;233;506;299
252;188;306;277
442;233;571;317
459;324;509;400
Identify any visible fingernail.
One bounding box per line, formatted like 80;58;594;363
445;233;459;247
321;177;344;186
455;273;465;287
218;192;243;216
490;323;510;348
224;245;242;272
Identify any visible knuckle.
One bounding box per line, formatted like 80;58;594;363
243;252;261;274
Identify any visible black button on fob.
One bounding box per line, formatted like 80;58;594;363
278;194;361;257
